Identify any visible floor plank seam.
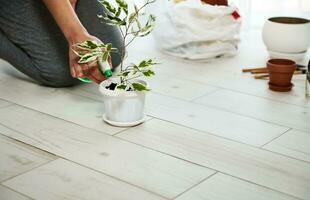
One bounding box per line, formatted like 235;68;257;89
172;172;218;200
260;128;292;148
260;148;310;164
114;131;217;170
0;144;169;200
52;83;307;137
1;94;293;153
64;89;296;135
191;100;292;131
0;133;58;161
144;118;310;164
65;87;294;133
219;86;310;109
1;97;308;174
0;102;17;110
75;88;309;136
219;172;307;200
0;183;34;200
188;89;222;102
149;116;276;149
66;90;104;103
0;98;116;137
164;75;310;109
45;158;171;200
112;118;155;136
0;123;59;155
114;133;310;200
1;159;55;184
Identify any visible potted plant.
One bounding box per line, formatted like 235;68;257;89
73;0;158;127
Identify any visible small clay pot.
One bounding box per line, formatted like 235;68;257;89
267;59;296;91
201;0;228;6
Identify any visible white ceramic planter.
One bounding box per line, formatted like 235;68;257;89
262;17;310;61
99;78;147;126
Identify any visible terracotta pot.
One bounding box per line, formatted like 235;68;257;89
267;59;296;91
201;0;228;6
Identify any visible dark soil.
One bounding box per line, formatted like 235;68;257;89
269;17;309;24
105;82;133;91
106;83;117;90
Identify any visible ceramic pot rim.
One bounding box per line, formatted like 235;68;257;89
268;17;310;25
99;78;147;98
267;59;296;73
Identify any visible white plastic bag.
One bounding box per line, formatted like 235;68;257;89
152;0;241;61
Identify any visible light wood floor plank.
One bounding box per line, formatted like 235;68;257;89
0;185;30;200
0;69;288;147
147;75;219;101
127;32;310;108
264;129;310;163
0;76;124;135
176;173;299;200
146;93;288;146
3;159;167;200
194;90;310;132
0;99;11;108
0;134;55;182
0;105;215;198
68;74;218;102
117;119;310;199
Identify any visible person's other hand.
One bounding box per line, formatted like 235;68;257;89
69;34;112;84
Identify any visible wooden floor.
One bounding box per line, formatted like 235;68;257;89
0;29;310;200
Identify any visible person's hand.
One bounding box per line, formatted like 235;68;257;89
69;33;112;84
69;0;77;9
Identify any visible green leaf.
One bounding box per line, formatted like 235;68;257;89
132;82;149;91
134;4;139;13
86;40;99;49
102;52;109;61
118;71;130;77
128;12;137;24
137;59;158;68
137;14;156;37
138;60;146;68
117;84;126;90
98;0;116;14
116;0;128;14
106;43;112;51
115;7;121;17
106;14;126;25
78;53;98;63
142;69;155;77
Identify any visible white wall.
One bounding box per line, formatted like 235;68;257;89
230;0;310;29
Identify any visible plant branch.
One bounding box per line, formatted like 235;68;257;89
124;75;143;82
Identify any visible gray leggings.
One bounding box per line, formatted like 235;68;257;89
0;0;123;87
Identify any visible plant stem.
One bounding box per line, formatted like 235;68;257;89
117;0;156;85
124;75;143;82
125;35;137;47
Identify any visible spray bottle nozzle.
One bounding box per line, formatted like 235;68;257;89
99;59;113;78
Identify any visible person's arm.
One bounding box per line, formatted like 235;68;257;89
43;0;107;83
43;0;86;44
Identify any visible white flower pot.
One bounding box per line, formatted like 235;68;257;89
99;78;147;127
262;17;310;61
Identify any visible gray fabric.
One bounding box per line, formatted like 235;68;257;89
0;0;123;87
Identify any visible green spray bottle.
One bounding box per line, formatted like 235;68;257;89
78;57;113;83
